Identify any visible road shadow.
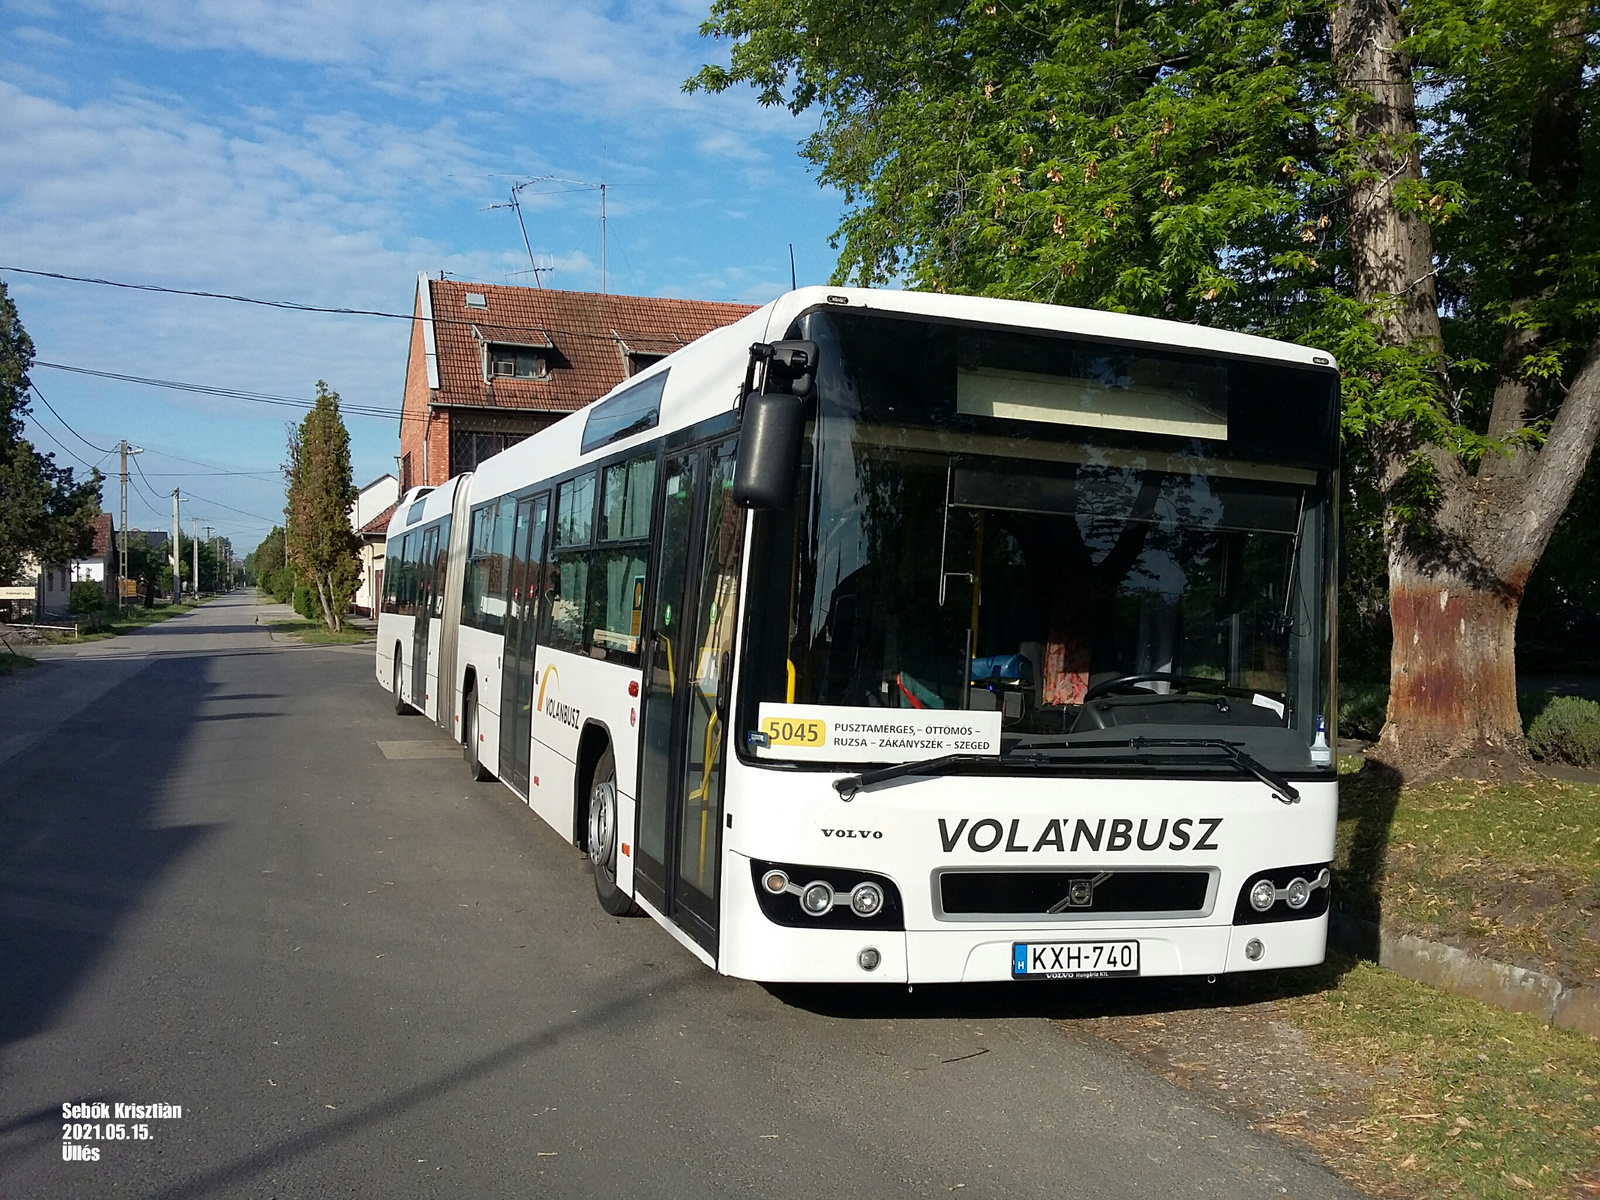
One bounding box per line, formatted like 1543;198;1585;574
0;654;217;1049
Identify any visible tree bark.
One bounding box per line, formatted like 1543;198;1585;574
315;574;339;633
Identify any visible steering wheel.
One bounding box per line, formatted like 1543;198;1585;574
1081;673;1201;703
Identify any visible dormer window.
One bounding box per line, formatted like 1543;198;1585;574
626;352;667;377
464;292;488;309
486;344;550;380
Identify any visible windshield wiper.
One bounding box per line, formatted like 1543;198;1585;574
1014;736;1301;804
833;751;1046;801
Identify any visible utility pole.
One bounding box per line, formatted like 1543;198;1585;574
204;526;214;593
192;518;200;600
170;490;182;603
600;181;607;297
117;441;143;612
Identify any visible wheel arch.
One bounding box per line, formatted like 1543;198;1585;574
574;720;613;851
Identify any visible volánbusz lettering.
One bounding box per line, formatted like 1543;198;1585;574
937;816;1223;854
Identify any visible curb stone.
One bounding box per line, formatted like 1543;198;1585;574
1329;911;1600;1039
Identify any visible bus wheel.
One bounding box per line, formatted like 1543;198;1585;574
588;746;640;916
464;689;493;782
392;648;409;716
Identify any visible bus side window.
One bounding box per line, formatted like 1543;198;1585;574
396;532;416;617
548;472;596;653
482;496;515;636
587;454;656;666
463;502;495;629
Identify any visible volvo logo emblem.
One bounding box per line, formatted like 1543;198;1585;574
1047;872;1113;913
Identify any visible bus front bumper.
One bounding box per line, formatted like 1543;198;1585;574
717;867;1327;984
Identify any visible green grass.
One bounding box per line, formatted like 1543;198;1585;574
269;618;373;645
59;598;212;642
1336;767;1600;982
0;649;37;676
1281;956;1600;1199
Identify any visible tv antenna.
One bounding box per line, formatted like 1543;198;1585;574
484;180;548;287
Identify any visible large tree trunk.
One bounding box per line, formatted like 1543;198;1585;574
1333;0;1600;778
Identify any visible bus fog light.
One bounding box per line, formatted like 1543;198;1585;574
858;947;881;971
1245;938;1264;961
1284;877;1311;909
762;870;790;895
800;881;835;916
1249;879;1277;912
849;882;884;918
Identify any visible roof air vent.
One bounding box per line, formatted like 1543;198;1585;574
464;293;488;309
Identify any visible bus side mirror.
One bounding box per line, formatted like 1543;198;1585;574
734;392;806;509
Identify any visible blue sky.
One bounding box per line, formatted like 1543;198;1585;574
0;0;842;550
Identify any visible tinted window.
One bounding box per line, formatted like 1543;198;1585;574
463;502;495;629
601;455;656;542
483;496;515;634
556;473;596;548
547;552;589;653
581;372;667;454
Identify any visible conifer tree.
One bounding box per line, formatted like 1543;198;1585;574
285;382;359;631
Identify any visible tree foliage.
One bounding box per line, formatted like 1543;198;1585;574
284;384;359;631
0;281;100;584
692;0;1600;773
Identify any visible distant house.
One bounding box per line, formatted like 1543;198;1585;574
32;512;116;617
348;474;400;617
397;274;756;489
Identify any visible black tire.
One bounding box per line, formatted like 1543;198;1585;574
463;688;493;782
393;647;409;715
588;745;641;916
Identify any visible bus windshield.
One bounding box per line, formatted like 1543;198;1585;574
743;309;1339;773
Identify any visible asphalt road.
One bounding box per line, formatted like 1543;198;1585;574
0;593;1360;1199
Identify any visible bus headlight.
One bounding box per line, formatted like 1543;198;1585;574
1249;879;1278;912
849;882;884;918
800;881;836;916
762;870;790;895
1284;877;1311;909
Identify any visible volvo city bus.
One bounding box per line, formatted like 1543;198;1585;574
376;286;1340;985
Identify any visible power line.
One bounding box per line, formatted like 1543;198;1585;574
34;361;410;422
29;381;113;455
1;265;740;345
175;487;283;525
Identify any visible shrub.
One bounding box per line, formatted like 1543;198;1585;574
293;583;316;620
67;580;106;616
1338;679;1389;743
1526;696;1600;767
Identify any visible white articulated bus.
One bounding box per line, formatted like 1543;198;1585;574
377;286;1340;985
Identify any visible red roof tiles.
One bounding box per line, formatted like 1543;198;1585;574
359;502;398;537
427;279;755;414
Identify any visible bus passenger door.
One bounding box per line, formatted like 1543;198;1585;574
635;443;741;955
498;494;548;797
411;524;440;712
674;443;742;943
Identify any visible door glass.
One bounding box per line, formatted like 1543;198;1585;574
676;444;742;926
412;525;439;703
635;453;698;906
498;496;546;795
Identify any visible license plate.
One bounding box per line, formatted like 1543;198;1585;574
1012;940;1140;979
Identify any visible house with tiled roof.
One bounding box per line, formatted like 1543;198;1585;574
398;274;756;488
30;512;117;617
347;473;400;617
